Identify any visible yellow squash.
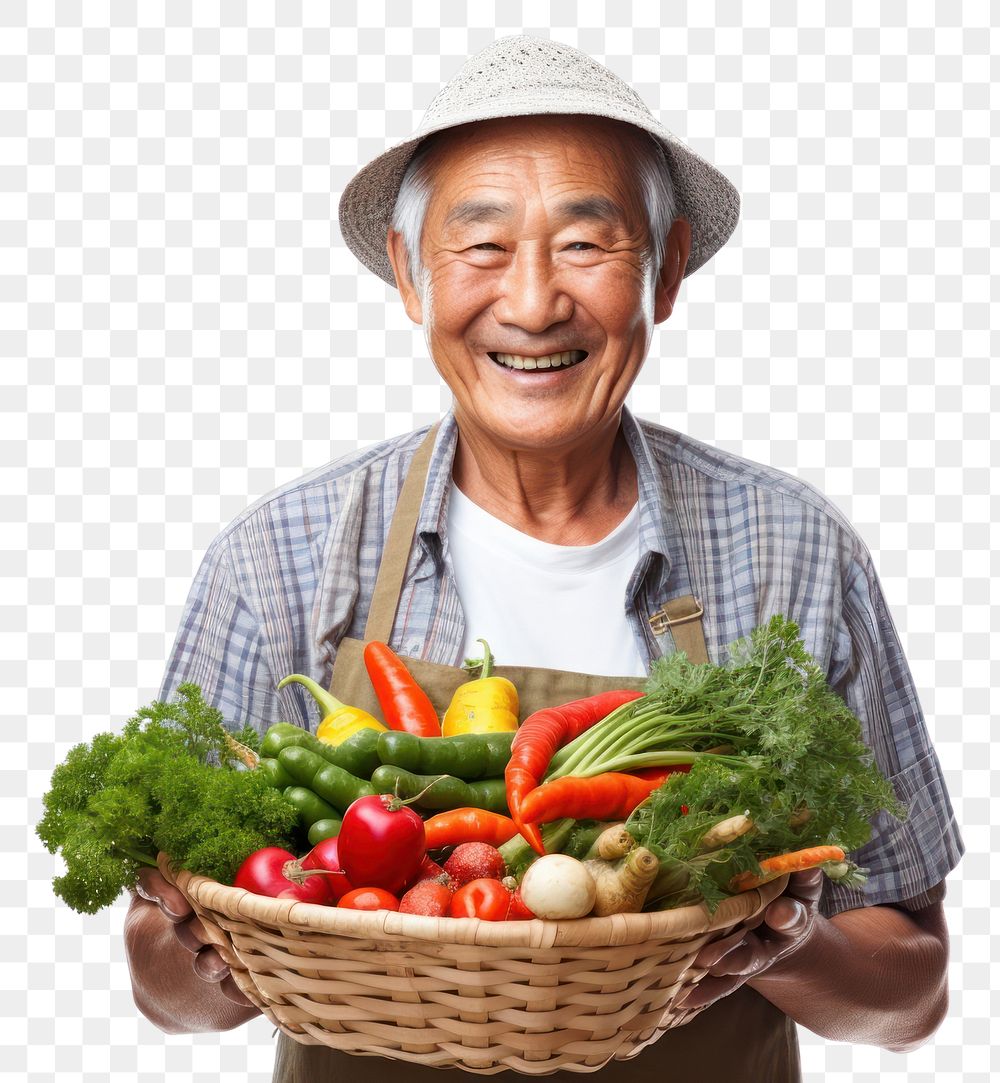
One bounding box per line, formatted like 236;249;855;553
442;639;519;737
276;673;386;745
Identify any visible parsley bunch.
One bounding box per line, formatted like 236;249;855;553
625;616;905;910
36;683;297;914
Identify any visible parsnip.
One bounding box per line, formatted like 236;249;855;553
585;845;659;916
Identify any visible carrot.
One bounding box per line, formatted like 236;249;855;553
518;766;684;826
422;808;519;849
729;845;846;892
363;641;441;737
505;690;645;853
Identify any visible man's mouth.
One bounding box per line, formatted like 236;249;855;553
487;349;588;371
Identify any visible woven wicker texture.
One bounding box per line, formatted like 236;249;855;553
159;853;787;1074
338;35;740;288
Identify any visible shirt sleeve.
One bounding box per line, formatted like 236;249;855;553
821;547;964;919
158;532;289;736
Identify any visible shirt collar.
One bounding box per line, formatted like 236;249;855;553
414;407;675;597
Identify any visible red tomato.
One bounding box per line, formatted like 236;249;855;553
338;887;400;911
301;836;354;903
506;887;536;921
448;878;512;921
338;794;426;894
232;847;332;905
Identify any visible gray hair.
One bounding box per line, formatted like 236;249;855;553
390;125;678;301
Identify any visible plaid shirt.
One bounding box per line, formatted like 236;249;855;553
160;408;963;918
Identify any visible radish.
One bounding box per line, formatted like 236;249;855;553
519;854;596;919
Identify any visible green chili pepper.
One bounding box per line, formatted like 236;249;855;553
307;817;343;846
277;745;375;812
370;765;509;814
260;723;380;779
376;730;513;780
282;785;341;830
256;756;295;790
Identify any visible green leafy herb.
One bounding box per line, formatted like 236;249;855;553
620;616;905;910
36;683;296;914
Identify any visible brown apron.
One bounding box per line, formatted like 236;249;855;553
273;426;800;1082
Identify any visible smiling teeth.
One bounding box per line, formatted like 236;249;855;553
494;350;586;370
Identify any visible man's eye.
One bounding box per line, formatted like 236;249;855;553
566;242;598;251
472;242;504;251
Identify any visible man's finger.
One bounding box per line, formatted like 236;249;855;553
676;973;742;1013
135;867;192;922
193;946;230;983
219;973;255;1008
172;915;211;954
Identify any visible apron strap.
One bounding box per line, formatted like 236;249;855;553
648;595;709;664
360;422;441;647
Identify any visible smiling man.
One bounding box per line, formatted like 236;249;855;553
127;35;962;1083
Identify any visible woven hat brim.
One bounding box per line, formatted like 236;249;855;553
339;99;739;289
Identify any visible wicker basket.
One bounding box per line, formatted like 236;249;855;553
159;852;786;1074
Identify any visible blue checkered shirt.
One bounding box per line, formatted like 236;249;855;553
160;408;963;918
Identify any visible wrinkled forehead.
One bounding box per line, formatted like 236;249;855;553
417;115;651;221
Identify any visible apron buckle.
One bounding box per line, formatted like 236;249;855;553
648;596;704;637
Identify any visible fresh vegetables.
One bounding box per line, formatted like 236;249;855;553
339;887;400;911
729;846;848;892
300;836;354;902
423;808;519;849
519;854;597;919
518;766;680;825
278;745;376;812
277;673;386;744
233;846;332;905
378;730;514;779
364;641;441;736
36;683;298;914
400;876;454;916
442;843;506;887
506;689;645;853
282;785;342;832
337;793;427;894
371;766;509;814
307;817;343;846
585;845;660;916
260;723;381;780
625;616;904;910
449;878;512;921
442;639;519;736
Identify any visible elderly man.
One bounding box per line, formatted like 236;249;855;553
125;36;961;1082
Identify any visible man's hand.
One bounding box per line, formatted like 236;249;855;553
123;867;260;1033
678;869;823;1012
680;871;950;1051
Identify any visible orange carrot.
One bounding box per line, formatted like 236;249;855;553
422;808;519;849
729;845;846;892
518;766;683;826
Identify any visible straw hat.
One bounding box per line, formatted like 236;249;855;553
339;35;739;286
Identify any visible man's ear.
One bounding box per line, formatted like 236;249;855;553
653;216;692;324
386;228;424;325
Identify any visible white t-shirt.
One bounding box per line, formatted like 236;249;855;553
446;485;647;677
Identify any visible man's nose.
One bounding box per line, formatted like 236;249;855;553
491;248;573;332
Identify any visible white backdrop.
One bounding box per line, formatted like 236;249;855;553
5;2;995;1080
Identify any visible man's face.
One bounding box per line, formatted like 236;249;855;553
389;115;688;453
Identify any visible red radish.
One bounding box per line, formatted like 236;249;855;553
443;842;506;887
504;882;536;921
233;847;332;905
399;875;454;917
338;794;426;894
405;852;448;890
300;836;354;903
338;886;399;911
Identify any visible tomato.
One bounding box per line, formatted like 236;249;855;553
448;878;512;921
337;794;426;894
232;847;332;905
338;886;400;911
301;836;354;903
506;887;536;921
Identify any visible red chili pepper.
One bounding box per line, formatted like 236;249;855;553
505;689;645;853
448;877;512;921
518;766;685;825
422;808;519;850
363;641;441;737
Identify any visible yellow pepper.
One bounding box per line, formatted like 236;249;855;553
276;673;386;746
442;639;519;737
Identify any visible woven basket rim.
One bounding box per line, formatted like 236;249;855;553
159;853;787;949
